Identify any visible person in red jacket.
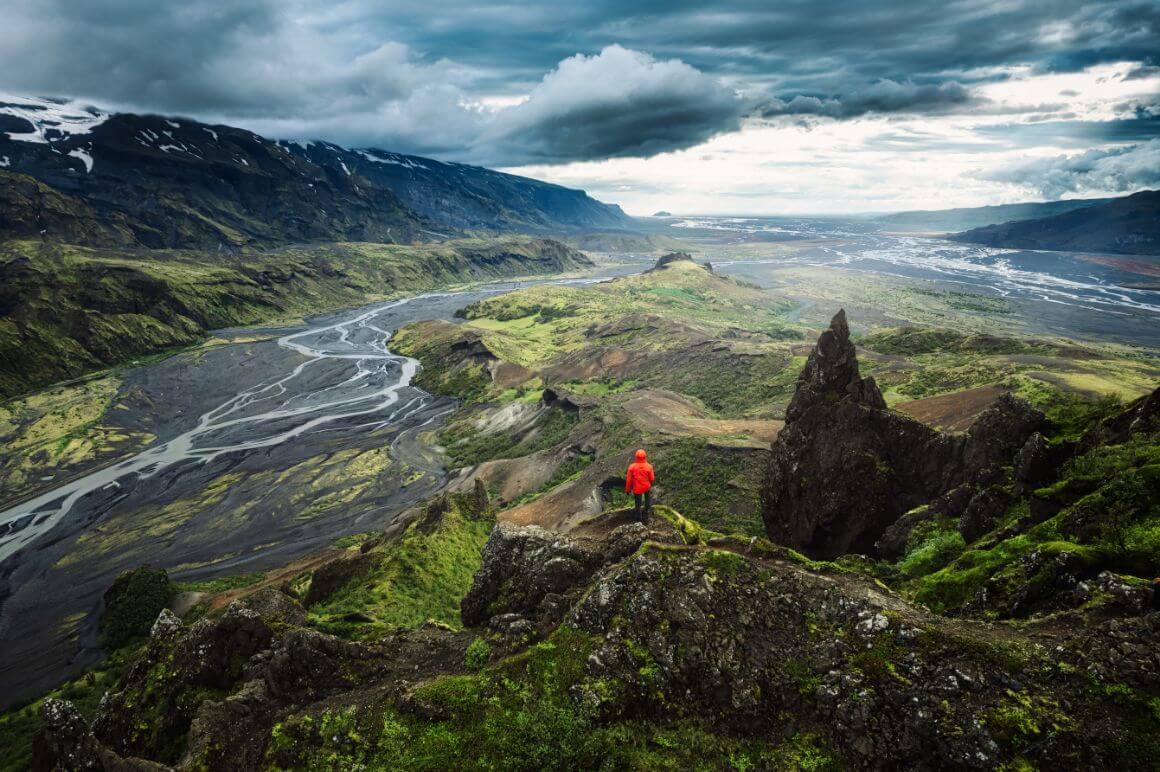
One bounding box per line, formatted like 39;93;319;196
625;448;655;524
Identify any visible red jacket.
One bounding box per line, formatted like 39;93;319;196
625;450;655;495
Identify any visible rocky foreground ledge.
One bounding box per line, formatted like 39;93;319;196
36;502;1158;770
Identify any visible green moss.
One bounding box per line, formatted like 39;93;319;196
700;549;750;578
307;503;493;638
267;625;795;771
986;689;1074;751
465;637;491;672
898;529;966;578
653;505;721;545
99;566;176;650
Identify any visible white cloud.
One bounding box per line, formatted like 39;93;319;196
982;139;1160;198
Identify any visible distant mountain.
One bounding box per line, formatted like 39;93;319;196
0;95;633;249
285;142;633;234
875;198;1113;233
653;210;672;217
951;190;1160;256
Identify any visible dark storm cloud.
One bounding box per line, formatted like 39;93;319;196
483;46;745;164
760;80;977;119
1;0;1158;166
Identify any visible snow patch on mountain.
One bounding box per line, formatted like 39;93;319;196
67;147;94;173
357;149;428;170
0;94;108;144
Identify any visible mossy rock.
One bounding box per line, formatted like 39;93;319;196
99;565;175;650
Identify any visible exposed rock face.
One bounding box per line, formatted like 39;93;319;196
1083;385;1159;448
958;487;1013;543
460;523;608;628
762;310;1044;558
568;545;1133;769
785;309;886;423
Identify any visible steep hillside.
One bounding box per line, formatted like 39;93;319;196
285;141;634;234
0;237;592;399
0;95;633;247
951;190;1160;255
875;197;1112;233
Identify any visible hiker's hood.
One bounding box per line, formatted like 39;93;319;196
635;449;648;462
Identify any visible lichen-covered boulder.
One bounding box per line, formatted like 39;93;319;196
460;523;605;628
567;544;1129;769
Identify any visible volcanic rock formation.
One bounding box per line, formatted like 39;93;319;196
761;310;1044;558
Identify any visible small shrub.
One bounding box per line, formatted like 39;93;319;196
465;637;491;671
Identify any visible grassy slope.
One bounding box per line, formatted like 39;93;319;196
0;237;589;400
896;420;1159;617
308;501;495;639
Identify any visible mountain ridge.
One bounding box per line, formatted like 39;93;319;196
951;189;1160;256
0;95;634;249
874;196;1114;232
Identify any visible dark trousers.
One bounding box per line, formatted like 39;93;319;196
633;490;651;524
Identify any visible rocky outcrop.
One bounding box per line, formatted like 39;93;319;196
37;590;471;771
567;543;1139;769
37;503;1158;771
460;523;609;629
1082;385;1159;448
784;309;886;422
646;252;696;272
762;310;1044;558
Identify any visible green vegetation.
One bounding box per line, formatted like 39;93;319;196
176;572;265;594
898;528;965;578
646;438;763;536
307;500;494;638
0;236;587;400
264;626;807;771
99;566;176;650
899;425;1159;616
0;646;140;772
437;406;579;469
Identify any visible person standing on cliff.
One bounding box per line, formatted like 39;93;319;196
625;449;655;525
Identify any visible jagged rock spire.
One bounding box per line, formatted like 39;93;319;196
785;309;885;422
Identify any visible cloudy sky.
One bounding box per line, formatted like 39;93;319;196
3;0;1158;214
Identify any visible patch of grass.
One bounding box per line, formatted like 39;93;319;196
898;529;966;578
647;438;764;536
176;571;265;594
465;637;491;672
307;502;493;638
